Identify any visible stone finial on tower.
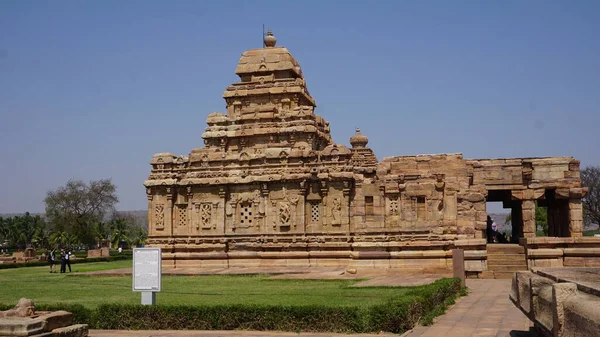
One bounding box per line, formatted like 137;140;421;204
264;30;276;48
350;128;369;148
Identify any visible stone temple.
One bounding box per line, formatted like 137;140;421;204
144;31;588;276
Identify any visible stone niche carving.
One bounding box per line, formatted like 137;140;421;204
226;190;264;232
197;202;218;230
331;197;342;225
271;188;299;231
155;204;165;230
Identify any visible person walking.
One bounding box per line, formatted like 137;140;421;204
60;248;67;273
48;248;57;273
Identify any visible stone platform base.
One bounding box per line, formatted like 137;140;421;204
154;238;489;277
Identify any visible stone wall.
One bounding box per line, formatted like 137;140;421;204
523;237;600;268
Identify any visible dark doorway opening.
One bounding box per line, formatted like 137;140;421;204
486;190;522;243
539;189;570;237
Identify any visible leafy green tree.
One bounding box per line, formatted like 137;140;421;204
109;218;130;249
44;179;118;246
535;202;548;236
581;166;600;226
128;227;148;248
49;231;70;248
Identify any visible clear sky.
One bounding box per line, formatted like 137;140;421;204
1;0;598;214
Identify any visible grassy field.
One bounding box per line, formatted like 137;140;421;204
0;260;409;309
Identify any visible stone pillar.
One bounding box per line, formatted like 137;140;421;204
511;203;523;243
218;186;227;235
166;187;174;236
187;187;194;235
146;188;154;235
522;200;536;238
568;199;583;237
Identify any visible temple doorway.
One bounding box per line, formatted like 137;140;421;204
486;190;522;243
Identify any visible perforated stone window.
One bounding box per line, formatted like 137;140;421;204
239;202;253;225
176;205;187;227
310;202;319;224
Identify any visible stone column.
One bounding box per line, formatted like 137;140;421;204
522;200;536;238
568;199;583;237
146;188;154;235
187;187;194;235
166;187;174;236
510;203;523;242
218;187;227;235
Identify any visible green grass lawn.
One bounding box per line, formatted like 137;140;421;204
0;260;409;309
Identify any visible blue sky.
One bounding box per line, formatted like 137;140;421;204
0;1;598;214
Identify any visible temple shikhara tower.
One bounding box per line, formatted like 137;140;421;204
144;31;588;275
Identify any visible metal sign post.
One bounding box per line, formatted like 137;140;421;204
132;248;162;305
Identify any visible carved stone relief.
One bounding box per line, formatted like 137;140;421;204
155;204;164;229
331;197;342;225
200;203;212;229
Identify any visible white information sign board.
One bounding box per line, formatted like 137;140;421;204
133;248;162;292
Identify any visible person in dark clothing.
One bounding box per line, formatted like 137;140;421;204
66;249;72;272
48;248;57;273
60;248;67;273
486;216;494;243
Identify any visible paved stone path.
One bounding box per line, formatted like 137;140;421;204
89;279;534;337
404;279;534;337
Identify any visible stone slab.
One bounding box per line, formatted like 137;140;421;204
532;267;600;297
0;317;46;337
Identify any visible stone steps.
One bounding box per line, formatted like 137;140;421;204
480;271;522;279
487;264;528;272
486;244;525;255
485;244;528;279
487;254;528;265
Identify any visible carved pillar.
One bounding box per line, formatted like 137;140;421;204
522;200;536;238
146;188;154;234
320;180;328;228
218;186;226;235
568;199;583;237
299;180;307;233
166;187;174;236
187;186;194;234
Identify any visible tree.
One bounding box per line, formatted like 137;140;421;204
0;213;47;249
581;166;600;226
109;218;130;249
44;179;118;246
128;227;148;248
535;202;548;236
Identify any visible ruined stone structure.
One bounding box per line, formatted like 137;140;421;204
144;31;587;274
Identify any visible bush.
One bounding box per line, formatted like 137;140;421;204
92;277;465;333
94;304;367;332
0;277;465;333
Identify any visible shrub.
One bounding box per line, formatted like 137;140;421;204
0;277;465;333
92;277;465;333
